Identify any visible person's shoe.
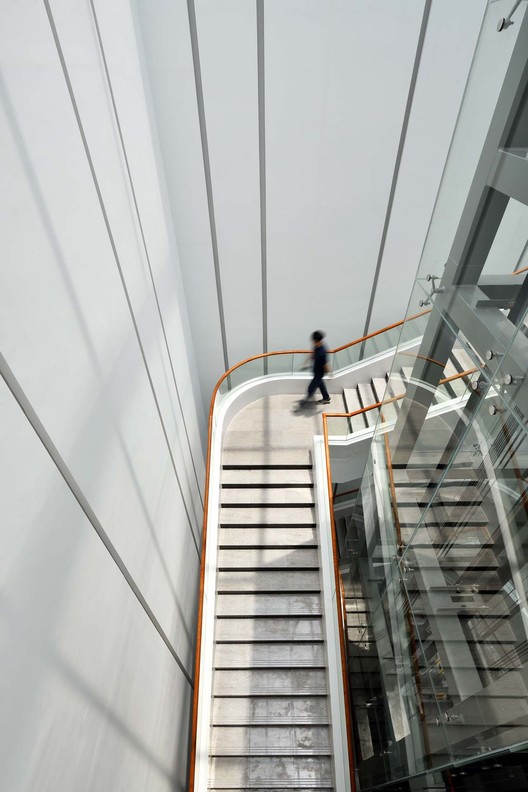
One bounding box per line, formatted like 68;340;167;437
317;398;331;404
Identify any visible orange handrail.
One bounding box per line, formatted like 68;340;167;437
322;414;357;792
187;309;446;791
334;487;360;500
210;309;431;389
331;309;431;353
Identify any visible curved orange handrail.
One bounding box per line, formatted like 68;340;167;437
322;414;357;791
187;309;442;791
331;309;431;353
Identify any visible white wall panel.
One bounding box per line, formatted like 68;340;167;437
0;2;204;787
134;0;226;408
0;379;191;792
265;0;423;351
195;0;263;365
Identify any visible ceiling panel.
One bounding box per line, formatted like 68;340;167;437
264;0;424;351
195;0;263;366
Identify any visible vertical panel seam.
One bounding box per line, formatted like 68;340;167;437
257;0;268;355
42;0;201;555
186;0;230;372
89;0;204;508
361;0;432;339
0;349;194;686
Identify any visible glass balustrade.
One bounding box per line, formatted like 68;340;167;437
215;311;432;401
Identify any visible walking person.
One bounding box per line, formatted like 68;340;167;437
300;330;331;406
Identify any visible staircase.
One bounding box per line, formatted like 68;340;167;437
207;397;342;790
199;340;487;787
342;346;476;433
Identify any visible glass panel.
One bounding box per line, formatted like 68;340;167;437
266;353;294;375
397;385;528;765
292;351;312;374
226;358;266;391
406;0;526;290
480;196;528;277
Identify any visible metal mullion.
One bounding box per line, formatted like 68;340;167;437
488;148;528;206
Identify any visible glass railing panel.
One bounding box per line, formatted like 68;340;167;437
220;358;266;394
332;343;362;372
291;351;312;374
326;413;354;438
265;353;294;376
404;0;525;292
396;387;528;765
353;580;452;788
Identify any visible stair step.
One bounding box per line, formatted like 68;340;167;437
213;669;328;697
214;643;326;669
357;383;378;427
210;726;332;756
218;548;319;570
217;594;322;618
222;468;313;486
221;487;315;505
222;451;312;467
386;371;406;402
215;617;324;643
343;388;367;432
212;696;330;726
209;756;334;788
220;507;315;525
397;505;487;526
219;527;317;548
372;377;399;422
217;570;321;593
395;485;482;505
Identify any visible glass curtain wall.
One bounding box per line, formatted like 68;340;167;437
331;4;528;788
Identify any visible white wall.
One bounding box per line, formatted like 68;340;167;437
0;1;204;789
135;0;487;401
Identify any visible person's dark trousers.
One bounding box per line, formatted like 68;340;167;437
307;376;329;401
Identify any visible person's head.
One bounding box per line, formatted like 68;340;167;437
311;330;325;346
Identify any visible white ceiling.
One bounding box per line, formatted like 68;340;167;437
135;0;488;402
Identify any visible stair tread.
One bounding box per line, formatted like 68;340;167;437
222;469;313;485
220;507;315;525
221;487;314;505
211;726;332;756
209;755;334;788
216;594;322;618
219;526;318;548
217;548;319;570
213;669;328;697
343;388;367;432
217;570;321;593
216;618;324;642
214;643;326;669
212;696;330;726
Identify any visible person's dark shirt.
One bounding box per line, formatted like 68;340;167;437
313;344;327;378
